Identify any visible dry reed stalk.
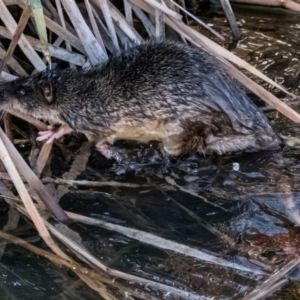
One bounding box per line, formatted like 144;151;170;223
168;0;225;40
0;133;69;260
123;0;133;26
5;108;48;131
0;0;46;70
62;142;90;180
0;47;27;76
131;3;156;37
0;71;17;81
92;0;143;43
146;0;181;20
3;114;13;142
0;171;154;188
155;0;165;39
13;139;29;145
33;142;53;177
0;5;31;74
12;0;87;54
220;0;241;41
84;0;107;54
230;0;300;11
55;0;75;68
95;0;120;52
0;128;69;222
0;26;88;66
60;0;107;64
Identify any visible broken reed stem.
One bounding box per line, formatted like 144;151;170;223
0;128;69;223
0;131;69;260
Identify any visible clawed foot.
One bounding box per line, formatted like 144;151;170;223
96;144;114;159
36;124;73;144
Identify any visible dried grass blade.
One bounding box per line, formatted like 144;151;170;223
0;0;46;70
0;5;31;74
0;133;69;260
0;128;69;223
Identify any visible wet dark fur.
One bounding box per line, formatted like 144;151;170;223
0;40;281;156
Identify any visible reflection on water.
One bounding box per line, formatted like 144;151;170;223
2;5;300;299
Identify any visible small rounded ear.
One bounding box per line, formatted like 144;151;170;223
41;82;54;103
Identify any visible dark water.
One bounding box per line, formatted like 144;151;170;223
2;5;300;300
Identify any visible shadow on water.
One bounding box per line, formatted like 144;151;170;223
3;5;300;300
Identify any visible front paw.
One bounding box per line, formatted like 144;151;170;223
36;124;71;144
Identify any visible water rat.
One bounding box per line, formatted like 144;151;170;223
0;40;280;159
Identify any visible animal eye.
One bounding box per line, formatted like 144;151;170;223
18;88;26;96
